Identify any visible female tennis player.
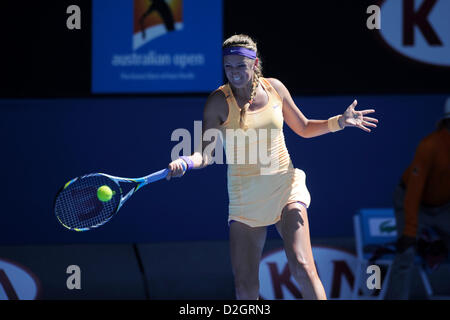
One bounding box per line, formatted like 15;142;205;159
167;34;378;300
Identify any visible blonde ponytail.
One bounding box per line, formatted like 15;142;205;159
240;70;260;130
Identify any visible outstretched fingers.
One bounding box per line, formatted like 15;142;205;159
361;109;376;115
362;120;377;128
363;116;378;123
357;123;372;132
349;100;358;110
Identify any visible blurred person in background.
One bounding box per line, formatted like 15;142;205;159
386;98;450;300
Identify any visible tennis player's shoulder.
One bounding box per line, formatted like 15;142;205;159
266;78;288;99
204;88;228;124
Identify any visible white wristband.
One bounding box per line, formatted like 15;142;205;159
328;115;344;132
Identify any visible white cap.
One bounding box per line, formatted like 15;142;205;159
444;97;450;120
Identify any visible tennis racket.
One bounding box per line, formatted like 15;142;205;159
54;164;184;232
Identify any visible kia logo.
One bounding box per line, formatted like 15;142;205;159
259;246;358;300
0;258;41;300
378;0;450;67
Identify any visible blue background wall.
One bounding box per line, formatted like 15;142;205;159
1;94;446;244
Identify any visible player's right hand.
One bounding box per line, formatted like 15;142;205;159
166;159;187;180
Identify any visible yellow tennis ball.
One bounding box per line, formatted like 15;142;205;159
97;185;113;202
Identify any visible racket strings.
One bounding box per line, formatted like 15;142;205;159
54;175;121;230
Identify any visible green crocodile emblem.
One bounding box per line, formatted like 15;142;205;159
379;220;396;233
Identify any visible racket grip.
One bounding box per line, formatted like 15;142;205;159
180;160;187;172
146;169;170;183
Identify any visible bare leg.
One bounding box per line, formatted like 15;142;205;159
275;202;327;300
229;221;267;300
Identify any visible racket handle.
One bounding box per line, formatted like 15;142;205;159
145;168;170;184
163;158;187;182
180;159;187;172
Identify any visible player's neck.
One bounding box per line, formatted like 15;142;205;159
230;82;253;103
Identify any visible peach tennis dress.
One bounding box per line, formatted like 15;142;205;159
218;77;311;227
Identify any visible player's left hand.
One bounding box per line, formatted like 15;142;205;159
341;100;378;132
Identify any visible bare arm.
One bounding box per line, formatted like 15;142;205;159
267;78;377;138
267;78;332;138
167;90;227;179
190;90;227;169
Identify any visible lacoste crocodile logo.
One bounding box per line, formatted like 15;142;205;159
379;220;396;233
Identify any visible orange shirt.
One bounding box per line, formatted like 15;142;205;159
401;128;450;237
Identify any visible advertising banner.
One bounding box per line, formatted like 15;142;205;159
92;0;223;93
259;246;359;300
